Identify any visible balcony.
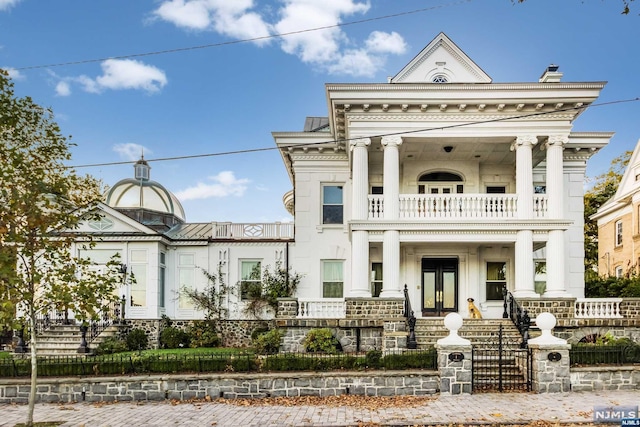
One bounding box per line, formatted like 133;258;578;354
368;194;548;220
211;222;294;240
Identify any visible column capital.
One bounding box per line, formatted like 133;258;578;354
511;135;538;151
381;135;403;147
545;134;569;149
349;138;371;151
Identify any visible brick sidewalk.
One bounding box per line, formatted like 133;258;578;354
1;390;638;426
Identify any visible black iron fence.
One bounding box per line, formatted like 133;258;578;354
570;344;640;366
0;349;438;378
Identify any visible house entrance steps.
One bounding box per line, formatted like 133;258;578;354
414;318;523;349
28;324;122;356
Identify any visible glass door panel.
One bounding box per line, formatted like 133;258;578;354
422;258;458;316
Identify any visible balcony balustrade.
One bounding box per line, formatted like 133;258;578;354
211;222;293;240
367;194;548;220
297;299;346;319
574;298;623;319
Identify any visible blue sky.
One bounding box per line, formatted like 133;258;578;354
1;0;639;223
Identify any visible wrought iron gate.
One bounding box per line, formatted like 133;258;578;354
472;324;532;392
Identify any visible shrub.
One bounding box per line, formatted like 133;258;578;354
365;349;383;369
160;326;190;349
95;336;128;355
253;329;282;355
251;326;270;340
303;328;341;354
187;321;220;348
126;328;149;352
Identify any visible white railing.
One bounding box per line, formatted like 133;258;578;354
368;194;550;219
211;222;293;240
297;299;346;319
574;298;623;319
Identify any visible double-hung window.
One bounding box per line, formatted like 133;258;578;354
322;185;343;224
615;220;623;247
322;260;343;298
240;260;261;300
486;262;506;301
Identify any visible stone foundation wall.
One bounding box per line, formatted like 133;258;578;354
345;298;404;319
519;298;575;321
0;371;439;404
124;319;272;349
554;326;640;343
570;366;640;391
276;319;383;353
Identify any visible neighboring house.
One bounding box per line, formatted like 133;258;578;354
592;139;640;278
78;32;612;323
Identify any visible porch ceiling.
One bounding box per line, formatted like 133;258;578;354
369;136;546;165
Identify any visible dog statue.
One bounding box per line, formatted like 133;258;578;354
467;297;482;319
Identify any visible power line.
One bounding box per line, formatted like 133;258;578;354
69;97;640;169
14;1;471;71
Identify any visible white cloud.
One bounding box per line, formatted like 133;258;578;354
0;0;21;11
113;143;152;161
2;67;24;80
51;59;167;96
55;81;71;97
365;31;406;54
176;171;249;201
151;0;406;77
152;0;271;43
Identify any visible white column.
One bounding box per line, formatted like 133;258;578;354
380;230;402;298
514;230;537;298
512;135;537;219
349;138;372;297
381;136;402;220
512;135;538;298
350;230;371;297
350;138;371;220
544;134;570;297
380;135;403;298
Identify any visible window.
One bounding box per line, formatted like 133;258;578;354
371;263;383;297
240;260;261;300
615;266;623;278
432;75;448;83
130;249;148;307
534;185;546;194
371;186;383;195
486;186;506;194
159;252;166;308
178;253;196;309
322;185;343;224
615;220;623;246
486;262;506;301
322;261;344;298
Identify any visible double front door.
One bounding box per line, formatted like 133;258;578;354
422;258;458;316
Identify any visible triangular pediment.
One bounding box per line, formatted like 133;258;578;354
391;32;492;84
76;203;159;235
613;139;640;201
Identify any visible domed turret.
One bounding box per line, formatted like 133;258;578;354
105;156;185;230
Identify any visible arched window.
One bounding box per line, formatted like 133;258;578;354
432;75;448;83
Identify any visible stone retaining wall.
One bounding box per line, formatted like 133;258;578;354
570;366;640;391
275;319;383;352
0;371;439;404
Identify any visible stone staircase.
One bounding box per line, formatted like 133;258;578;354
414;318;531;391
414;318;524;349
29;324;123;356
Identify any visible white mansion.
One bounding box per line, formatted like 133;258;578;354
77;33;611;322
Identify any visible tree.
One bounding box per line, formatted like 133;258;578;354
181;265;234;326
583;151;632;279
0;69;121;426
243;262;303;319
513;0;636;15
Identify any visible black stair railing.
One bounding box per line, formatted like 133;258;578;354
89;298;123;342
502;285;530;348
404;284;417;349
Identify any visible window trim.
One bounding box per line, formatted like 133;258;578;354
240;259;262;301
615;220;623;247
322;260;344;298
321;184;344;225
485;261;507;301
